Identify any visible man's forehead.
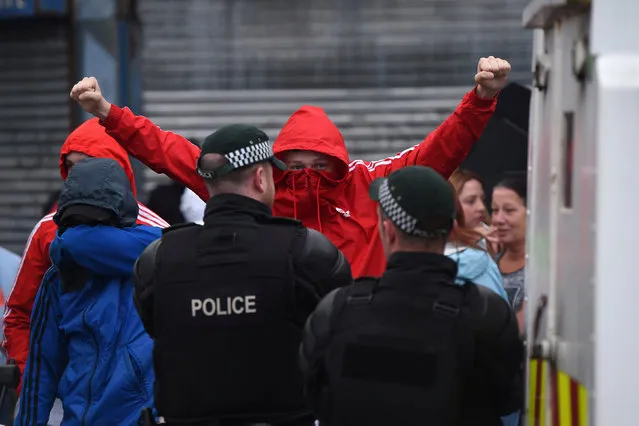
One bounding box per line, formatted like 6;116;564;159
284;150;330;162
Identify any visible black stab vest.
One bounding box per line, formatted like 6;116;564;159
320;277;478;426
153;215;309;424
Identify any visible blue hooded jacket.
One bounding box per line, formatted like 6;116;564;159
445;244;508;301
17;158;162;426
445;244;518;426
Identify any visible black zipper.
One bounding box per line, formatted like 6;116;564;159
81;308;100;426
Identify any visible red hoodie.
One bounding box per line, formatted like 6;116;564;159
3;119;169;384
101;88;495;277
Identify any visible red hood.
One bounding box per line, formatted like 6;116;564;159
273;105;349;178
59;118;137;196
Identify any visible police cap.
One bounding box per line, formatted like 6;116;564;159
369;166;456;238
197;124;287;179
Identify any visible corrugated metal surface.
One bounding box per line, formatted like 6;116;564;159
0;20;71;254
139;0;532;90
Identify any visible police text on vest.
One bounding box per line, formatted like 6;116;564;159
191;296;257;317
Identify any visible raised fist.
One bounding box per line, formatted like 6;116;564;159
70;77;111;120
474;56;511;99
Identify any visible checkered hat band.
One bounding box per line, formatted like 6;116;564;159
225;140;274;169
378;179;418;235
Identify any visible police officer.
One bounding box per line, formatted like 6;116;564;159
133;124;352;426
299;166;523;426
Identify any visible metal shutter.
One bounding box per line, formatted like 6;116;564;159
0;19;72;254
139;0;532;90
138;0;532;192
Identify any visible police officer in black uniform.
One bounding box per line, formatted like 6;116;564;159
133;124;352;426
299;166;523;426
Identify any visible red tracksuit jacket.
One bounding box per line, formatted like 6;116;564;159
100;88;496;278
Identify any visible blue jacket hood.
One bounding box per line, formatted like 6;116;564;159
53;157;138;227
445;244;508;302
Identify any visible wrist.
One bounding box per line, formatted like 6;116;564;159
475;85;499;99
96;101;112;121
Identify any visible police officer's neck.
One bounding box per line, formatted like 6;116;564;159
390;240;446;256
206;185;272;207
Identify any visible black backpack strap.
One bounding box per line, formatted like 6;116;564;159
346;276;380;306
328;277;380;332
432;282;465;318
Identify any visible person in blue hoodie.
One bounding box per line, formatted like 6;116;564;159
445;200;520;426
446;243;520;426
16;157;162;426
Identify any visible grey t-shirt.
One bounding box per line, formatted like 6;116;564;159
495;253;525;313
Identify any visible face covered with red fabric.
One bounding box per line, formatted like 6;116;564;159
271;105;351;231
279;150;343;187
275;150;345;231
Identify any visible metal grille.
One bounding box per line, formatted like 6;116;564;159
0;19;71;254
139;0;532;90
137;0;533;193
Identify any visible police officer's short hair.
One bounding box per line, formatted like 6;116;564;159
199;153;266;186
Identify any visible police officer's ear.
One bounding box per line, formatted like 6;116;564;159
380;215;399;247
253;163;274;193
255;164;267;193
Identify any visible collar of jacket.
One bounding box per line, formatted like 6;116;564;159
384;251;458;280
204;193;272;221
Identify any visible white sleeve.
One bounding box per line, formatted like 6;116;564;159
180;188;206;225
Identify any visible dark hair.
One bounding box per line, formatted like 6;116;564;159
495;171;527;205
199;153;267;186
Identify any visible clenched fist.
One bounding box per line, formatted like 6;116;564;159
474;56;511;99
70;77;112;120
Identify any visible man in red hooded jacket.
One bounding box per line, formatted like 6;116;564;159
3;119;169;385
71;56;510;278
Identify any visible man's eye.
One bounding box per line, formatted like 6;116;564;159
290;165;304;170
313;164;327;170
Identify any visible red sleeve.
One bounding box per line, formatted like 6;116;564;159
3;218;54;391
101;105;209;201
350;88;497;180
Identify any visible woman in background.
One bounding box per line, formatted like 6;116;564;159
446;195;507;301
449;169;499;251
491;172;527;333
450;169;489;232
445;190;520;426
